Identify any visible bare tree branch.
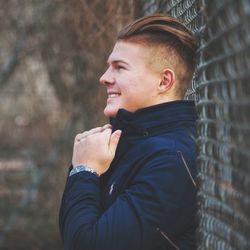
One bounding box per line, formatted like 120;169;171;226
0;37;26;88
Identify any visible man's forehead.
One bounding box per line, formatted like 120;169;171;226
107;41;148;64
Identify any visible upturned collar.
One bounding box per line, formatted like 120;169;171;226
110;100;197;136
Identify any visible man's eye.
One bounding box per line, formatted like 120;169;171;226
116;65;125;70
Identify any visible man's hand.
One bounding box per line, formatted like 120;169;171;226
72;124;122;176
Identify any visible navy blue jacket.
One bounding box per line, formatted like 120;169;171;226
59;100;198;250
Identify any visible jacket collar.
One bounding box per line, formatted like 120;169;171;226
110;100;197;136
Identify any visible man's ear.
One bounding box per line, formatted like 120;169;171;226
158;68;175;93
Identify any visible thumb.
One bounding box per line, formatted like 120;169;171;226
109;130;122;155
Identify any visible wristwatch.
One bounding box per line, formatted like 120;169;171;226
69;164;99;177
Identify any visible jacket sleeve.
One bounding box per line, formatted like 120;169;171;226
59;150;196;250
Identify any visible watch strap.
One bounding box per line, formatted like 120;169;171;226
69;164;99;177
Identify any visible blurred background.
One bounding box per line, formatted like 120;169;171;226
0;1;138;249
1;0;250;249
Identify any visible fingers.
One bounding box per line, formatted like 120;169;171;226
102;124;112;129
75;124;112;142
72;126;121;175
109;130;122;155
99;128;121;156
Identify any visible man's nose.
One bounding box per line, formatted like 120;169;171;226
99;68;114;85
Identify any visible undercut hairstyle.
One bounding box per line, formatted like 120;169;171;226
117;13;197;98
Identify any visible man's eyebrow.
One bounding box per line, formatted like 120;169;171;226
107;59;129;66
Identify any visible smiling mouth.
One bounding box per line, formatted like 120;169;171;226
108;93;121;98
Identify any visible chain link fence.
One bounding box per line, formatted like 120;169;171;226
141;0;250;249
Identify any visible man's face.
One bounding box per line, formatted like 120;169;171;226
99;41;161;117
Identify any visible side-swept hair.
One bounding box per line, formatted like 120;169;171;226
117;13;197;96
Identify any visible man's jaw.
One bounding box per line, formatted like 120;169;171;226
104;102;119;118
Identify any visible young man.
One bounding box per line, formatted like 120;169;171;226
59;14;197;250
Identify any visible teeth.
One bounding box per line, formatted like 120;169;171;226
108;93;120;98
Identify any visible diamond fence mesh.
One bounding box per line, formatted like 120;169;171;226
141;0;250;249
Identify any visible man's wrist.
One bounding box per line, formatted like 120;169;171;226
69;164;99;177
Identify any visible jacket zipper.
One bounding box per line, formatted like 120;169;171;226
156;228;180;250
178;151;197;188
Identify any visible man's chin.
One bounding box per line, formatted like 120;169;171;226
104;106;118;118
